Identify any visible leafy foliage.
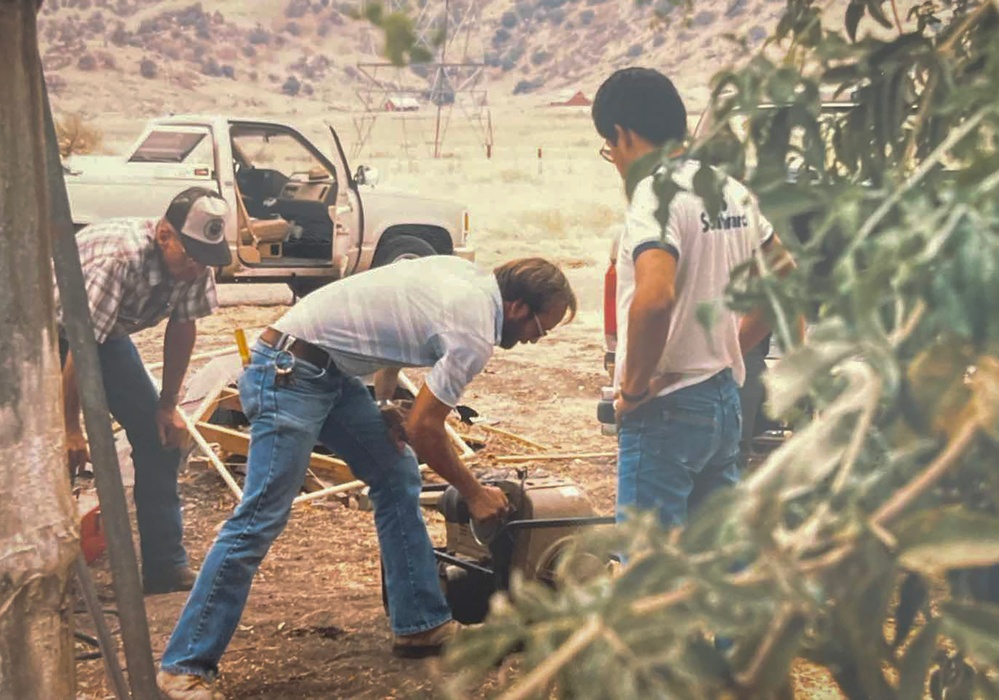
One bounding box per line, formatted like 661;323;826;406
364;0;999;696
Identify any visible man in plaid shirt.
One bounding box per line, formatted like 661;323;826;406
58;186;232;595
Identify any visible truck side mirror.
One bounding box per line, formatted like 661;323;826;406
355;165;380;187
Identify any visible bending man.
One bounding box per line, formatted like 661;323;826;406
59;187;232;594
158;255;576;700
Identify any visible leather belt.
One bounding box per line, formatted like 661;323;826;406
259;327;335;372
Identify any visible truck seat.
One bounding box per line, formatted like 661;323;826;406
250;217;291;243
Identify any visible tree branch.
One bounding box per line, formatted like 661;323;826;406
853;107;989;248
497;616;604;700
873;413;980;525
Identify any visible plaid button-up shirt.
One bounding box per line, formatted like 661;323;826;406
55;218;218;343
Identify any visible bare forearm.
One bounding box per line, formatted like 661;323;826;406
621;296;673;396
161;320;197;408
408;422;481;497
739;310;772;355
62;351;82;431
373;367;400;402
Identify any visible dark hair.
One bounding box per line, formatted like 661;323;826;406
494;258;577;323
591;67;687;147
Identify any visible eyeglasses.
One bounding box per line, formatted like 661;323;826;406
599;145;614;163
532;312;548;339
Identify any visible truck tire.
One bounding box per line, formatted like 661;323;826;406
372;234;437;267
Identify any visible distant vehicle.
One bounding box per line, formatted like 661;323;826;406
64;115;474;297
598;102;855;450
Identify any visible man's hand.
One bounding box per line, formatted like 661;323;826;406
155;405;189;449
614;393;648;421
380;403;409;453
66;429;91;474
465;484;510;522
614;372;680;421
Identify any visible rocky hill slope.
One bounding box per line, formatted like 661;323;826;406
38;0;788;120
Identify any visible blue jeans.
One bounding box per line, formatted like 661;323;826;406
617;369;742;529
59;335;187;578
161;342;451;678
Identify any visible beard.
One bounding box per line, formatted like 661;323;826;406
499;323;520;349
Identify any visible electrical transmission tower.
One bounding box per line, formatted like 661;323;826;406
353;0;493;159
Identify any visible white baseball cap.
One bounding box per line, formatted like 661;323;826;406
164;187;232;266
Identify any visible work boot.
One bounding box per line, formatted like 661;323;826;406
392;620;458;659
156;670;225;700
143;565;198;595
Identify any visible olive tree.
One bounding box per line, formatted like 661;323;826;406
365;0;999;696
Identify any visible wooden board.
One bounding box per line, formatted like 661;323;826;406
195;421;356;484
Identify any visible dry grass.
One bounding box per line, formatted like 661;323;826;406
56;112;103;157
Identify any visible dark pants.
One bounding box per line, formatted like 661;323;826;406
60;335;188;578
739;335;770;467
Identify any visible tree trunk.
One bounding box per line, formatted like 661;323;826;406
0;1;80;698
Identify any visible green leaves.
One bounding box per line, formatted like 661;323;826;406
427;0;999;695
941;601;999;668
895;508;999;575
845;0;895;42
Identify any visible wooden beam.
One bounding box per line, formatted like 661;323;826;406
397;370;476;458
178;412;243;501
195;422;356;484
495;452;616;464
292;465;430;507
477;423;551;451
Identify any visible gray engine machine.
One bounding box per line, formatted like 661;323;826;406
431;474;614;624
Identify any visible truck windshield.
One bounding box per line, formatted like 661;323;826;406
231;128;333;183
130;130;210;163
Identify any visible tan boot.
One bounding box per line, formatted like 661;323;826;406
156;670;226;700
392;619;458;659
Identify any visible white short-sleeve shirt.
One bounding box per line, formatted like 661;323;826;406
275;256;503;407
615;159;774;396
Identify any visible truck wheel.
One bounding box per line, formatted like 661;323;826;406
287;278;330;299
372;234;437;267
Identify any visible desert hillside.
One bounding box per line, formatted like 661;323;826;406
39;0;787;134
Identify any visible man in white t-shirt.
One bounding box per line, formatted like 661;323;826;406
592;67;793;528
158;256;577;699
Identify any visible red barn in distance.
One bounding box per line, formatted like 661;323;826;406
548;89;592;107
385;95;421;112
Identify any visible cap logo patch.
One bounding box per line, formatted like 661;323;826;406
203;218;225;242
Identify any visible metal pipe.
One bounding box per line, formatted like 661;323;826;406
73;555;130;700
41;75;160;699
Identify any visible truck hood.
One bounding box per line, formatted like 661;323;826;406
63;154;125;175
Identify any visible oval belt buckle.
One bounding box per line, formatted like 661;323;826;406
273;350;295;386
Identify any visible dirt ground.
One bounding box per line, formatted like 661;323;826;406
73;297;846;699
73;300;623;700
67;103;848;697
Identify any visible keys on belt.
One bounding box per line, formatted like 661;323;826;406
259;327;334;388
273;347;295;387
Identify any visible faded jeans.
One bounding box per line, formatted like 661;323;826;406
617;369;742;529
161;342;451;678
58;335;187;578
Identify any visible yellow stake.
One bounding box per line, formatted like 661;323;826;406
234;328;250;367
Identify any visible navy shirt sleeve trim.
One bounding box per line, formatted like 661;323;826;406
633;240;679;263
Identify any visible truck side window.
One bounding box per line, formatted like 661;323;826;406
130;130;210;164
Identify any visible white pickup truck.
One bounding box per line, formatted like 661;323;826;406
64;115;474;296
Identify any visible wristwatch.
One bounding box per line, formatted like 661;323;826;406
620;387;649;403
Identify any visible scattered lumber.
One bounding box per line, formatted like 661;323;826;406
396;370;476;458
495;452;616;464
476;424;550;451
195;421;356;485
